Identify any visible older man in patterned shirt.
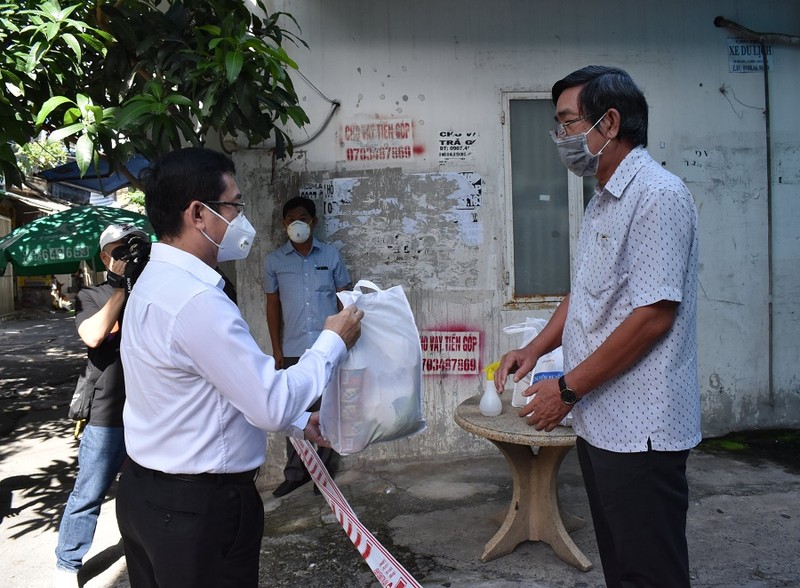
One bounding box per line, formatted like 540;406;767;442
496;65;700;588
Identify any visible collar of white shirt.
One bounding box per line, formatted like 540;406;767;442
150;242;225;289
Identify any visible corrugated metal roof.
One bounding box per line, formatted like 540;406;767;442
36;155;150;195
0;191;70;213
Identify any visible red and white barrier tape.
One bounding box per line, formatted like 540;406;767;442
290;438;423;588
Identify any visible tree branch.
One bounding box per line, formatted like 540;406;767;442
714;16;800;46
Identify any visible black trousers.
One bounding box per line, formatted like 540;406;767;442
116;460;264;588
281;357;338;482
576;437;691;588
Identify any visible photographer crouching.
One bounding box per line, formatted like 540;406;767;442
54;223;150;587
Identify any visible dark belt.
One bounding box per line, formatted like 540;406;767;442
129;459;259;485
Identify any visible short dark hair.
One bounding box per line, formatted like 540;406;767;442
141;148;236;239
282;196;316;219
552;65;649;147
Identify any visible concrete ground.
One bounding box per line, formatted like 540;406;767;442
1;310;799;588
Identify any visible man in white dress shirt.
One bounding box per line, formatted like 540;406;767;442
117;147;363;588
496;66;699;588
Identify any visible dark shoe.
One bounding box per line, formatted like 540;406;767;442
272;478;310;498
326;460;338;480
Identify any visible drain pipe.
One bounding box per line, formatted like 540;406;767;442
711;17;799;406
759;38;774;408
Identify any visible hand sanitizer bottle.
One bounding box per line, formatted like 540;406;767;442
479;361;503;417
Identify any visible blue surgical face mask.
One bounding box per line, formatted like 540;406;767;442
551;113;611;177
200;204;256;262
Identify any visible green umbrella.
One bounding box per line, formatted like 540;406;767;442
0;205;154;277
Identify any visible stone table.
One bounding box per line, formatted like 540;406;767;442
454;394;592;571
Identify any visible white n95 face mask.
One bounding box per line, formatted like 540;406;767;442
201;204;256;262
286;220;311;244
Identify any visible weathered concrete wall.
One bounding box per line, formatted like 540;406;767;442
233;0;800;475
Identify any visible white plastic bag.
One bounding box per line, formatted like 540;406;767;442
320;280;426;455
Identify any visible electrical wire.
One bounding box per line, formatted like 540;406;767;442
289;68;341;147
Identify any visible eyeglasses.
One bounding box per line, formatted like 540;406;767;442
206;200;245;213
550;116;588;141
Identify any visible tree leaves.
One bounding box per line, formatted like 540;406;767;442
1;0;309;188
35;96;72;127
225;51;245;84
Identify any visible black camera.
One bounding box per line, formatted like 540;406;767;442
108;235;151;294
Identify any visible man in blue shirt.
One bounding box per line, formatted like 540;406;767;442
264;196;352;497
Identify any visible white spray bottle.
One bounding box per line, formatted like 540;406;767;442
479;361;503;417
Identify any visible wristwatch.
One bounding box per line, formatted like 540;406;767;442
558;375;579;405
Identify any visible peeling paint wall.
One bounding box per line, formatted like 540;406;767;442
234;0;800;475
307;172;485;287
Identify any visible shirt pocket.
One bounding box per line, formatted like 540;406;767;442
584;232;624;298
313;267;335;293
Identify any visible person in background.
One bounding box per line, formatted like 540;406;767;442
117;147;362;587
264;196;351;498
70;267;86;293
54;223;147;588
496;65;700;588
